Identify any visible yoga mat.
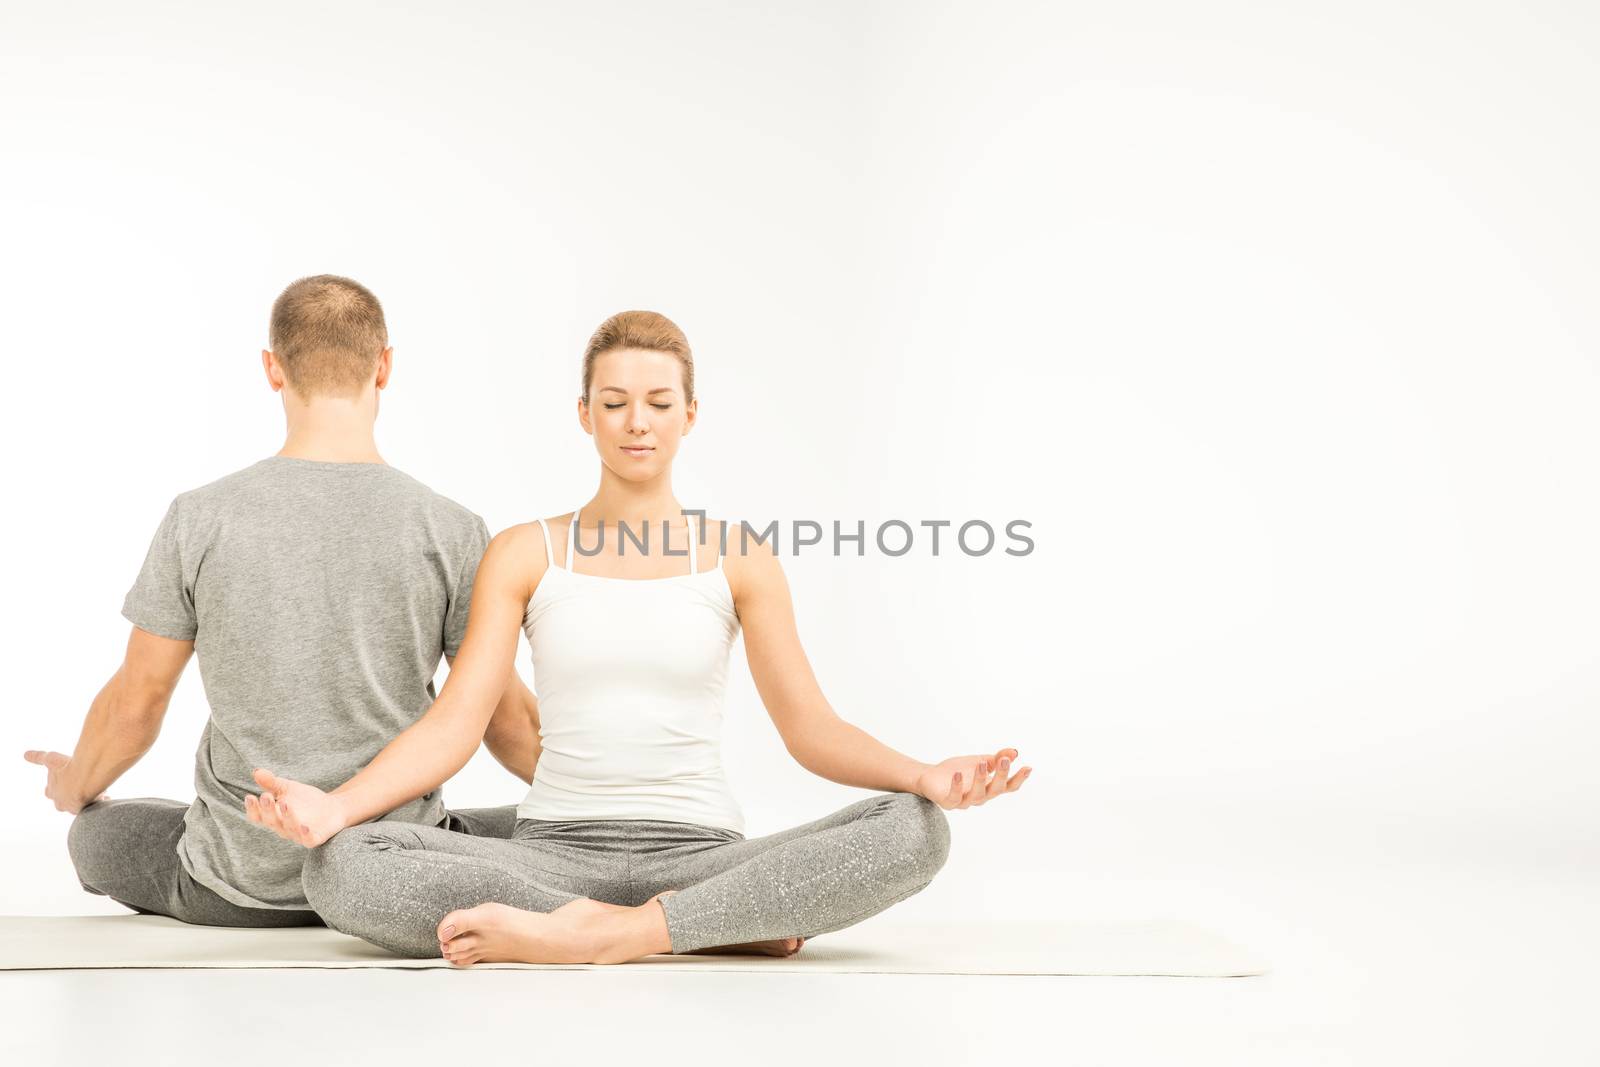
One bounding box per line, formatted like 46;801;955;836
0;915;1266;976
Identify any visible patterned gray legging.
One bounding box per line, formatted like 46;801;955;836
301;791;950;958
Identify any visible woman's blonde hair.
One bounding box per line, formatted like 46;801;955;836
581;310;694;403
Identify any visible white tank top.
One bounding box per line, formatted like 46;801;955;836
516;512;745;833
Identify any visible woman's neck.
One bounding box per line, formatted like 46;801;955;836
578;468;684;527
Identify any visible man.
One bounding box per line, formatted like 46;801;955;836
23;274;540;926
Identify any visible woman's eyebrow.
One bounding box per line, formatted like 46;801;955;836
598;386;676;394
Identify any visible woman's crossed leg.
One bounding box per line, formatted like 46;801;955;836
301;819;623;959
436;791;950;965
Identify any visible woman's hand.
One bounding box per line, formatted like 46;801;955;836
914;748;1031;809
243;769;349;848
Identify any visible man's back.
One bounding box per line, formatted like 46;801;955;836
122;456;489;909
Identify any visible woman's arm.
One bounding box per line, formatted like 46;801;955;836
246;526;540;845
731;534;1030;807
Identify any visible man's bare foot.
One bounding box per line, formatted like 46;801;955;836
436;898;671;967
648;891;807;957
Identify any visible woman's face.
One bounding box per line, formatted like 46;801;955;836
579;347;696;482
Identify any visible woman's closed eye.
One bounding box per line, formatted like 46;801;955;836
603;403;673;410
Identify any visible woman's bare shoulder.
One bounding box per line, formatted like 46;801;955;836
484;520;556;592
718;517;783;601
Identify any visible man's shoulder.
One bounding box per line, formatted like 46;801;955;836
383;470;488;542
157;459;486;544
390;471;479;519
160;459;278;516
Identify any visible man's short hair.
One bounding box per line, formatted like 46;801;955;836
268;275;389;397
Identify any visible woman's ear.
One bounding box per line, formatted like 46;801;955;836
577;396;593;435
683;397;698;435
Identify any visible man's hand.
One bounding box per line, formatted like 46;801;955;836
244;769;349;848
27;628;191;817
914;747;1032;810
22;750;106;814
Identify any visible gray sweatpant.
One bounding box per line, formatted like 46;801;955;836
67;797;519;927
303;791;950;957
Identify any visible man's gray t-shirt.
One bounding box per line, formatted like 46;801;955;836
121;456;491;910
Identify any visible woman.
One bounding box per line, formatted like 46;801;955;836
244;310;1032;965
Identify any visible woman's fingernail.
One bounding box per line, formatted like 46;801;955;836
442;925;455;938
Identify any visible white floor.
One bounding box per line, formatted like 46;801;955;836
2;863;1594;1066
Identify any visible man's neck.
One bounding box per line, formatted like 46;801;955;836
279;393;385;464
276;437;385;463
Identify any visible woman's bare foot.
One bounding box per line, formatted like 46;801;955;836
436;898;671;967
648;891;807;957
693;936;806;957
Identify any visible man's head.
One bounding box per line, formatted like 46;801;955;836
263;275;390;399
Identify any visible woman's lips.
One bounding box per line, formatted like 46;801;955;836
621;446;655;456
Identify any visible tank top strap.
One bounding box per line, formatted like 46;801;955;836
687;512;699;575
566;514;577;571
534;517;556;570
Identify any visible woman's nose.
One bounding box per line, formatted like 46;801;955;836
625;405;650;433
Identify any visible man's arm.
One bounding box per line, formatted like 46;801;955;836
446;654;542;785
24;626;193;813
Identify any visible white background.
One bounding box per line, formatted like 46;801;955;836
2;1;1596;1063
